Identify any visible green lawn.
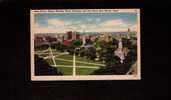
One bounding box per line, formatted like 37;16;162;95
57;67;73;75
37;50;103;75
46;58;100;75
36;50;103;64
58;54;103;64
55;67;98;75
47;59;102;67
57;54;73;60
76;68;97;75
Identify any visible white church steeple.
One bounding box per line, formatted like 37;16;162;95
114;34;125;64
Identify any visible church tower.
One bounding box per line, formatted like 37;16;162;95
118;38;123;49
114;34;125;64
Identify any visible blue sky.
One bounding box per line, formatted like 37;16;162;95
34;13;138;33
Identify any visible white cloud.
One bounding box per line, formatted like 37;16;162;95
87;18;93;22
65;21;72;26
75;20;81;24
87;27;127;32
33;22;128;33
84;19;130;32
34;23;40;28
130;24;138;32
33;18;136;33
47;19;65;27
80;24;86;28
47;19;82;27
96;18;101;22
79;24;98;31
100;19;127;27
33;22;67;33
89;25;97;29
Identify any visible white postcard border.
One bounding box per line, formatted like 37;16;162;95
30;9;141;81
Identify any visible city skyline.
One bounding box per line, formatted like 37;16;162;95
34;13;138;33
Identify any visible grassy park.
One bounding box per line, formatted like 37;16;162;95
54;67;98;75
38;50;104;75
34;32;137;75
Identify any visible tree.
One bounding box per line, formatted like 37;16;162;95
67;44;75;55
67;40;82;55
104;42;121;68
79;47;86;57
124;46;137;65
85;39;93;45
122;37;132;49
35;55;63;75
97;41;107;62
72;40;82;47
88;47;96;60
91;38;137;75
35;44;49;50
75;48;80;56
112;38;118;46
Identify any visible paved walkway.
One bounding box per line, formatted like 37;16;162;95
36;49;105;67
51;65;100;69
55;58;105;66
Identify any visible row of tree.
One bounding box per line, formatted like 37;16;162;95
91;38;137;75
35;55;63;75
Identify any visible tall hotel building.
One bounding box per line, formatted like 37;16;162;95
67;31;81;40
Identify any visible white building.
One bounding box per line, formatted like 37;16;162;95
115;38;125;63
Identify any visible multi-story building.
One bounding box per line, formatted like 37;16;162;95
67;31;72;40
67;31;76;40
76;34;80;40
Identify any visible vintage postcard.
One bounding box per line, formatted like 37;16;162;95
30;9;141;80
